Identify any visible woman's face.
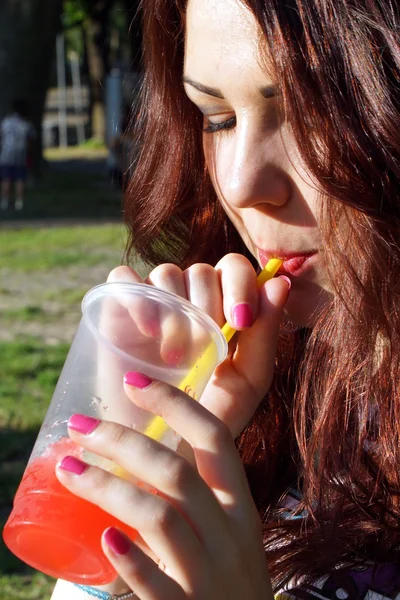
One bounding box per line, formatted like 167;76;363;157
183;0;333;327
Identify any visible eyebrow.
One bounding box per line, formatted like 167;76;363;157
183;77;276;99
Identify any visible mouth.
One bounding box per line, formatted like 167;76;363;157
258;249;318;276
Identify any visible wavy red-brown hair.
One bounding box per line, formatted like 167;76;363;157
124;0;400;589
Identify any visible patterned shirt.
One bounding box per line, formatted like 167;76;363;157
0;114;35;166
279;564;400;599
277;490;400;599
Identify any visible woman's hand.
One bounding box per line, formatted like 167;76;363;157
56;375;275;599
108;254;290;438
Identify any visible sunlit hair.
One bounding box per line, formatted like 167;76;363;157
124;0;400;588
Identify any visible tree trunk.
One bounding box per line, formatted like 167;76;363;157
84;0;113;141
122;0;142;72
0;0;63;172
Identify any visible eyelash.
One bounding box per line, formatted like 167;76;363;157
203;115;236;134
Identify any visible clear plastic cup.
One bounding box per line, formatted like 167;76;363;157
3;282;227;585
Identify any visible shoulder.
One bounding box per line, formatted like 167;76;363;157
1;116;12;127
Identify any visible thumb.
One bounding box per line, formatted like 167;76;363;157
232;276;290;399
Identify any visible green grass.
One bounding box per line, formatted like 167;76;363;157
78;137;107;150
41;287;90;305
0;339;69;429
0;572;55;599
0;225;127;272
2;306;47;321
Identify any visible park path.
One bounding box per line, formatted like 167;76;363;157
0;150;135;344
0;262;118;344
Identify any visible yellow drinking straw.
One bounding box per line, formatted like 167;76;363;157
143;258;283;441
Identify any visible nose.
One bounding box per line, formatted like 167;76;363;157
220;123;291;210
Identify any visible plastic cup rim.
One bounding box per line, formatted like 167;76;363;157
81;281;228;366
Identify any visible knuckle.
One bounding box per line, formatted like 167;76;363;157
150;263;182;281
149;382;178;415
225;544;248;574
206;417;233;448
185;262;216;280
88;465;115;498
162;454;195;489
102;473;138;511
151;499;179;535
107;265;139;283
108;424;132;454
216;252;253;272
126;553;153;587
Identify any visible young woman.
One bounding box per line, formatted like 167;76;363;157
51;0;400;597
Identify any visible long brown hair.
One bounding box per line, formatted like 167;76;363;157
124;0;400;589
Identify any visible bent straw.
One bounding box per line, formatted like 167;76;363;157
143;258;283;441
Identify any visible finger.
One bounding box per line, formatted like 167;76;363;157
232;276;291;395
147;264;192;368
102;527;186;600
183;263;224;326
146;264;187;297
107;266;161;339
123;375;259;523
56;455;206;592
107;265;145;284
199;276;290;437
215;254;258;330
95;285;162;427
67;415;230;557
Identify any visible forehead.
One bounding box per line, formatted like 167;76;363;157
184;0;268;84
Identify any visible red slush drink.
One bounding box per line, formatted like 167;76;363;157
3;437;138;585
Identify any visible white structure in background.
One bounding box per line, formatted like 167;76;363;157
105;68;122;172
105;68;122;143
54;35;86;147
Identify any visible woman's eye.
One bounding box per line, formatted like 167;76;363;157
203;115;236;134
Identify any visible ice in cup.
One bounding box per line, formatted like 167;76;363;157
3;282;227;585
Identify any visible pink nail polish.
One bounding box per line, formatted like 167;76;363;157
59;456;88;475
104;527;131;555
164;348;184;366
145;318;161;337
68;414;100;435
278;275;292;290
124;371;153;389
232;303;253;328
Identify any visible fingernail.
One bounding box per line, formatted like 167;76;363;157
59;456;88;475
164;348;184;366
232;303;253;328
278;275;292;290
68;414;100;435
124;371;153;389
104;527;131;555
145;318;161;337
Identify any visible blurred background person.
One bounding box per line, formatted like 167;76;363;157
0;99;36;211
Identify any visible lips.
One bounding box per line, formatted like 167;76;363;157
258;249;317;276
